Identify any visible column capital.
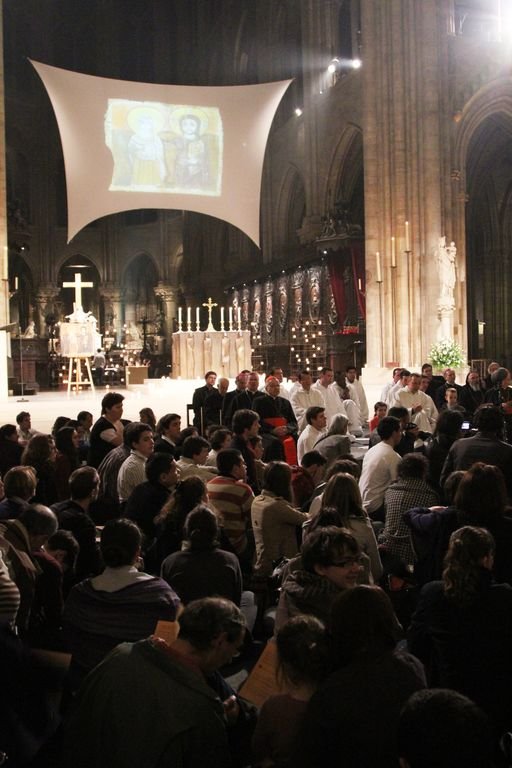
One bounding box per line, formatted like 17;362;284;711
34;283;60;303
100;283;122;302
154;282;176;302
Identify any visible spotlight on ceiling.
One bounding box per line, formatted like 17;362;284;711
327;57;339;74
294;107;303;117
352;58;362;69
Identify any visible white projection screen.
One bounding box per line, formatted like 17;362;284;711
31;61;292;247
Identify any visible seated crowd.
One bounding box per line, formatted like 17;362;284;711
1;360;512;767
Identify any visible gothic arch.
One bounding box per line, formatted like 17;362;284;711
57;255;101;319
455;81;512;364
324;123;364;222
454;79;512;183
121;251;160;283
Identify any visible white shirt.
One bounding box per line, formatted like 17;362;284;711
297;424;327;463
393;387;438;432
117;450;147;503
311;380;344;426
91;565;153;592
347;379;369;423
291;387;326;432
359;441;401;515
386;380;405;407
343;398;363;436
380;380;398;405
176;457;217;482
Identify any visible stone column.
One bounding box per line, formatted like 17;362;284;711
100;284;122;344
361;0;458;381
0;1;9;381
34;283;60;337
154;282;177;354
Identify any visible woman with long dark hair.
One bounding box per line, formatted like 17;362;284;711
305;472;382;583
21;434;58;506
408;526;512;748
54;426;81;500
251;462;307;577
145;476;207;572
424;409;463;498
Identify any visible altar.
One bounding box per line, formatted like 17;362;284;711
172;330;252;379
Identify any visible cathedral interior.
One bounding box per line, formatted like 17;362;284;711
2;0;512;389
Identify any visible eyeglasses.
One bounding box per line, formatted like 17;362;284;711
329;556;365;568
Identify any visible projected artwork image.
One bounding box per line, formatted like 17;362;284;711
105;100;223;195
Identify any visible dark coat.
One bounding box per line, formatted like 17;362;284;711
0;438;24;476
51;499;102;581
440;432;512;499
296;651;425;768
408;573;512;733
60;639;230;768
161;547;242;606
125;480;171;539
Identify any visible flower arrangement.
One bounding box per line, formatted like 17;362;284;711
428;339;466;370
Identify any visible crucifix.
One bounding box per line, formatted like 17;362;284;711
63;272;93;311
202;297;218;332
137;315;153;357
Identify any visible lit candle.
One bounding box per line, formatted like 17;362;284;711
376;251;382;283
14;276;18;290
187;307;191;326
196;307;200;328
178;307;182;327
358;278;362;292
405;220;410;252
391;236;396;268
229;307;233;328
237;307;241;327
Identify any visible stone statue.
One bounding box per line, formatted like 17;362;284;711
22;320;36;338
235;333;245;370
203;333;213;372
438;236;457;301
221;333;230;366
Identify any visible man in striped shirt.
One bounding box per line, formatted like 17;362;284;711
117;423;155;506
207;449;254;572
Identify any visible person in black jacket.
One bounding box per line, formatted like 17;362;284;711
51;466;102;581
125;453;179;543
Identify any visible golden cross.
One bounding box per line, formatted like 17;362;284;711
202;297;218;331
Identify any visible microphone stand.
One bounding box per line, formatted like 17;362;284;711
17;323;28;402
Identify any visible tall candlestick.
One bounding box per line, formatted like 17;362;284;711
391;236;396;268
187;307;191;328
196;307;200;329
376;251;382;283
220;307;225;329
237;307;241;329
405;220;410;252
229;307;233;330
178;307;182;329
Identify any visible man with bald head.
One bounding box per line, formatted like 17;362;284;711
221;370;249;427
204;377;229;427
226;371;264;426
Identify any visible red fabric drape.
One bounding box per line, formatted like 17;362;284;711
327;244;366;324
327;252;347;324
